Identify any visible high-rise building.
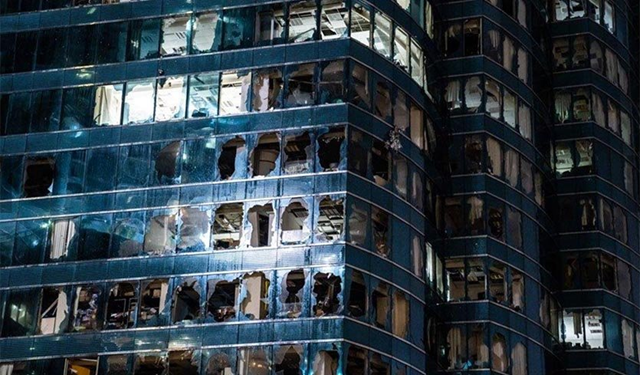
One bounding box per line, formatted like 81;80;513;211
0;0;444;374
0;0;639;374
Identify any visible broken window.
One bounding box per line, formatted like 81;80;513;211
48;218;75;262
445;80;462;111
617;259;632;299
373;12;392;58
444;197;464;237
503;90;516;127
288;1;317;43
347;271;367;318
135;353;168;375
464;135;483;173
553;38;570;70
463;19;481;56
319;60;346;104
279;269;305;318
240;272;270;320
485;79;501;120
212;203;243;250
252;68;283;112
467;259;486;300
505;148;519;187
348;200;368;245
487;137;502;176
520;159;533;195
517;48;529;84
283;132;312;174
110;213;145;258
178;207;211;253
320;1;348;40
411;233;423;277
491;333;508;372
312;350;339;375
394;27;410;72
392;291;409;338
572;36;588;68
506;206;522;248
143;210;178;255
316;196;344;242
573;88;590;122
71;285;101;332
153;141;182;185
280;199;311;244
123;78;155;124
274;345;303;375
172;278;201;324
105;283;136;330
237;347;271;375
489;262;506;303
464;77;482;113
38;287;68;335
370;353;390;375
371;207;389;256
102;354;131;375
411;39;425;87
155;76;186;121
160;16;189;57
575;140;593;174
374;77;392;121
590;40;603;73
192;12;222;54
250;133;280;177
444;23;462;57
351;62;371;110
607;99;619;134
467;196;484;235
256;4;286;46
555;91;571;123
601;253;616;291
313;272;342;316
247;203;275;247
205;350;234;375
346;346;367;375
372;282;389;328
127;19;161;60
65;357;98;375
219;71;251;115
317;127;345;171
285;63;316;107
218;137;246;180
207;278;239;322
23;156;55;198
371;140;390;186
168;350;200;375
222;8;255;50
488;203;504;240
394;154;408;199
138;279;169;326
511;270;525;311
188;73;219;118
603;0;614;32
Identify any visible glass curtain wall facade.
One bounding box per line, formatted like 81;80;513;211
0;0;444;374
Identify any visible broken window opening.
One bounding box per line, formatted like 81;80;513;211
65;357;98;375
348;200;368;245
38;287;68;335
489;263;506;304
207;278;240;322
274;345;303;375
283;132;312;174
71;285;101;332
218;137;246;180
320;1;349;40
348;271;367;318
102;354;131;375
219;71;251;115
135;353;168;375
371;207;390;256
316;196;345;242
93;84;123;126
256;4;286;46
312;350;339;375
372;282;390;328
317;127;345;171
153;141;182;185
464;135;483;173
285;63;316;107
178;207;211;253
168;350;200;375
240;272;270;320
205;351;234;375
370;353;390;375
319;60;346;104
247;203;275;248
48;218;75;261
351;2;372;47
393;27;410;71
351;62;371;110
313;272;342;316
346;346;367;375
250;133;280;177
23;156;55;198
105;282;137;330
192;12;222;54
371;140;390;186
123;78;155;124
280;199;311;245
252;68;283;112
111;214;145;258
212;203;244;250
237;347;271;375
464;77;482;113
374;78;392;121
138;279;169;326
467;259;486;300
143;211;178;255
463;19;481;56
172;278;201;324
279;269;306;318
188;73;219;118
288;1;318;43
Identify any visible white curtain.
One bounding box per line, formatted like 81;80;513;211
555;93;571;122
447;327;463;369
445;80;461;109
511;343;527;375
487;138;502;176
518;102;532;140
94;85;122;126
50;219;75;260
503;37;515;72
0;365;13;375
605;49;618;83
517;0;527;26
517;49;529;83
491;334;508;372
591;93;605;126
589;41;603;73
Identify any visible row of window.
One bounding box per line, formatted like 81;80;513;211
0;0;136;14
486;0;529;29
0;343;410;375
455;134;544;206
444;75;533;141
441;194;525;250
556;195;629;244
0;59;434;153
440;323;529;374
445;257;525;311
555;139;635;197
553;35;629;95
555;87;632;145
552;0;616;34
442;18;531;85
0;269;417;342
560;251;633;300
560;308;640;361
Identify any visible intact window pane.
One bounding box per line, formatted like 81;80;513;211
444;23;462;57
118;144;150;188
6;92;31;135
61;87;95;130
36;28;67;71
31;89;62;133
351;2;372;46
288;1;317;43
66;24;98;67
14;31;38;73
219;71;251;115
505;148;519;187
160;15;190;57
188;73;219;118
183;138;216;183
97;21;128;64
374;77;392;121
85;147;118;192
124;79;156;124
155;76;187;121
192;12;222;54
0;33;16;74
127;18;161;61
222;8;255;50
373;12;392;58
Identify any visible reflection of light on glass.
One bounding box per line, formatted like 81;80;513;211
87;8;96;15
74;131;83;138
